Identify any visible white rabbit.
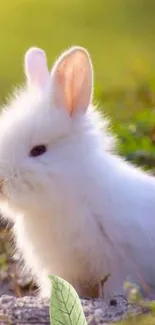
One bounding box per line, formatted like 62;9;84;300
0;45;155;299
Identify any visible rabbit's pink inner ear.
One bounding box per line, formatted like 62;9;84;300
52;47;93;115
24;47;50;89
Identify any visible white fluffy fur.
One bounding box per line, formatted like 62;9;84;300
0;46;155;299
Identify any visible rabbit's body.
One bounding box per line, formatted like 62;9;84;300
0;46;155;298
13;135;155;298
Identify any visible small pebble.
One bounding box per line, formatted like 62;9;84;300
109;298;117;306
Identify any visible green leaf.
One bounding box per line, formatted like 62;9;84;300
49;275;87;325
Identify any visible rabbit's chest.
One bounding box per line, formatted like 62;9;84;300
14;211;100;275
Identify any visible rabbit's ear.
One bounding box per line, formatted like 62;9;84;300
24;47;50;89
51;46;93;116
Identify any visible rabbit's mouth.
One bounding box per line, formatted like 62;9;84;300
0;186;11;204
0;179;18;207
0;178;7;200
0;173;18;202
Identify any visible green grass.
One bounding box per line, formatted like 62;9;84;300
0;0;154;169
0;0;155;167
0;0;155;102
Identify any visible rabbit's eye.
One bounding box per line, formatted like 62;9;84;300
30;145;47;157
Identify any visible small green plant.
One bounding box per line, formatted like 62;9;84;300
117;282;155;325
49;275;87;325
49;277;155;325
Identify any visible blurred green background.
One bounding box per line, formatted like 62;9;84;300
1;0;155;168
